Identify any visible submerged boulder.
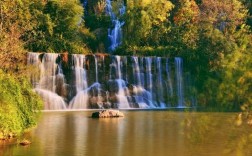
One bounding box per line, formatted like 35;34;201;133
91;110;124;118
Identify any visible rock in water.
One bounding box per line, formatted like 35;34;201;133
91;110;124;118
19;139;31;146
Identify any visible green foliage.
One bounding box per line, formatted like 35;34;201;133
24;0;92;54
0;0;32;72
123;0;174;47
0;70;43;138
198;0;251;110
79;0;112;52
0;0;43;139
85;15;111;31
84;15;111;52
171;0;200;49
200;0;248;33
114;45;177;57
215;25;252;111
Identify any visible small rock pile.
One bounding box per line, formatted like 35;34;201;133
91;110;124;118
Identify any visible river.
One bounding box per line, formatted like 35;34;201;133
1;111;252;156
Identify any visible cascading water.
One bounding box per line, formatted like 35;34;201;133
156;57;166;108
130;57;153;108
132;57;142;86
94;55;99;82
69;54;89;109
28;52;67;110
175;57;184;107
106;0;125;51
73;54;87;92
93;55;103;107
28;53;193;110
109;56;130;108
144;57;155;108
165;58;174;106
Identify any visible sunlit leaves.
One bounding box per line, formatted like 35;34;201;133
173;0;199;26
0;70;42;138
171;0;200;49
24;0;92;54
123;0;174;46
200;0;248;32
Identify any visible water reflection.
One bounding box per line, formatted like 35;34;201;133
1;111;252;156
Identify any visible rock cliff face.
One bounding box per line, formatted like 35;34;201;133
28;52;195;110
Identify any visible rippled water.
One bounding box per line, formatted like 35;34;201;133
1;111;252;156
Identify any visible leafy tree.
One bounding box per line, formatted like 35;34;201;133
171;0;200;49
215;25;252;110
123;0;174;47
24;0;93;54
84;0;111;52
0;0;43;139
0;0;33;72
195;0;251;110
200;0;248;33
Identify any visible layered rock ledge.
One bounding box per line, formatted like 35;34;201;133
91;110;124;118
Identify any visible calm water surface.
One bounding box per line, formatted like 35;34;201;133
1;111;252;156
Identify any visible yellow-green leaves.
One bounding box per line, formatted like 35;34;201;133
124;0;174;46
0;70;42;138
24;0;91;54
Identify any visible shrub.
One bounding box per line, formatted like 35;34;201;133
0;70;42;138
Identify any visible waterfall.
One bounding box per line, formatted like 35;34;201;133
165;58;173;106
69;54;89;109
144;57;155;108
175;57;184;107
35;88;67;110
110;56;130;108
115;56;123;79
130;57;152;108
72;54;87;92
28;52;192;110
106;0;125;51
27;52;41;87
155;57;166;108
94;55;99;82
132;57;142;86
69;83;101;109
27;52;67;110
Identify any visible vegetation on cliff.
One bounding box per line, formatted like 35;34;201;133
0;0;43;139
